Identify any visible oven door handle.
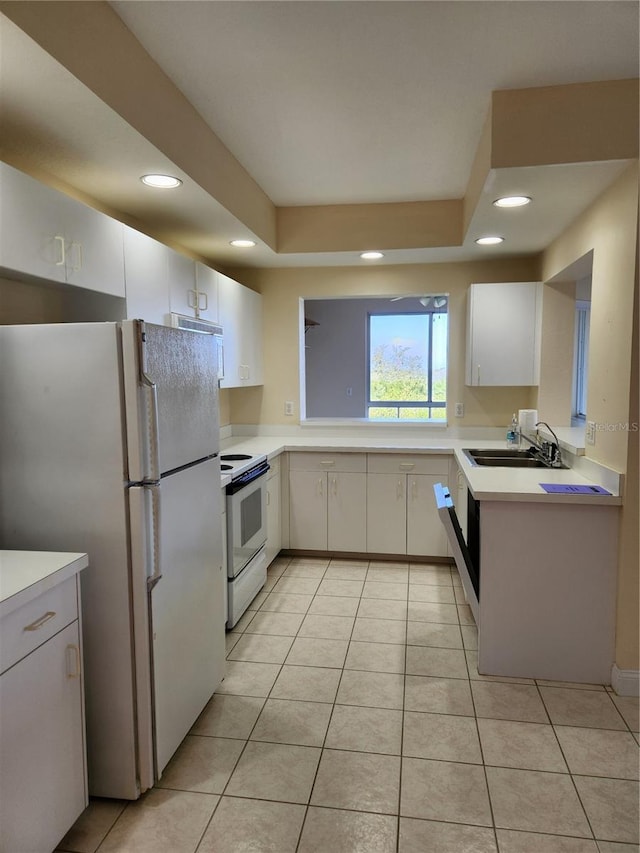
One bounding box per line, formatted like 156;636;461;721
226;461;270;494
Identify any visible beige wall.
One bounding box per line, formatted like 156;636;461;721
1;276;67;324
229;257;540;427
542;163;638;473
536;280;577;425
542;162;639;673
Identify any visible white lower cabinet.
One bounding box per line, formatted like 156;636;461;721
0;575;87;853
289;453;366;552
366;454;449;557
265;460;282;565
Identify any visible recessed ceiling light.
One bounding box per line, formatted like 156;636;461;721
493;195;531;208
230;239;257;248
475;236;505;246
140;174;182;189
360;251;384;260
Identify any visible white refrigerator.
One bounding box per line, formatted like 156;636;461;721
0;320;226;799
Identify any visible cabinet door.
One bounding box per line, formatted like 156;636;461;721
366;473;406;554
266;471;282;565
466;282;541;386
123;226;170;323
328;472;367;552
241;284;264;385
218;273;242;387
289;470;327;550
0;621;86;853
407;474;448;557
64;201;125;296
168;249;197;317
0;162;67;283
195;263;219;322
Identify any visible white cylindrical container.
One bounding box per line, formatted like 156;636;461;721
518;409;538;432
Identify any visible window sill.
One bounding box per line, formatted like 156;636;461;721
300;418;448;428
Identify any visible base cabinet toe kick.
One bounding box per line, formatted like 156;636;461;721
436;485;618;685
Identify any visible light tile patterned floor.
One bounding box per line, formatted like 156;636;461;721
58;556;640;853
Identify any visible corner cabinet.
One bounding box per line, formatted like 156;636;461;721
0;162;125;297
466;282;542;386
0;554;88;853
218;273;264;387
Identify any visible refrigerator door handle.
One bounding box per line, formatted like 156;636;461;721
146;483;163;592
137;321;161;482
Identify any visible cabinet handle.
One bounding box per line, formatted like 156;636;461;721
411;479;417;500
399;462;415;471
318;477;324;497
396;479;404;499
266;489;271;507
66;644;81;678
24;610;56;631
319;460;335;467
54;235;65;266
332;476;338;496
69;241;82;271
198;291;208;311
477;364;481;384
188;289;198;310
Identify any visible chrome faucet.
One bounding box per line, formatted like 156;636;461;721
519;421;564;468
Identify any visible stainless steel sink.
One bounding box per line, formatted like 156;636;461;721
463;448;567;469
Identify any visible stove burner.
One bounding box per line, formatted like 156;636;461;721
221;454;253;461
221;464;233;471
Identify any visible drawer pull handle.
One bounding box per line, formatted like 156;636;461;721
66;644;81;678
399;463;415;470
24;611;56;631
319;460;335;467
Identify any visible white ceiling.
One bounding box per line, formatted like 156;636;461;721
1;1;638;269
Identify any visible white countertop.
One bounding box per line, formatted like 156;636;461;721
0;551;88;617
220;434;621;505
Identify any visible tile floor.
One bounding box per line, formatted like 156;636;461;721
58;556;640;853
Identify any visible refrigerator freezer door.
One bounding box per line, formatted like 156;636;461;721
149;457;225;776
134;322;220;477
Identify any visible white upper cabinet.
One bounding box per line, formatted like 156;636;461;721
194;262;219;323
123;226;171;324
218;272;263;387
466;282;542;386
0;162;125;297
167;248;197;318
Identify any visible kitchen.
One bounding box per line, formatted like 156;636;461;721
0;2;638;851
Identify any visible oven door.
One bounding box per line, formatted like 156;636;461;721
434;483;479;624
227;472;268;578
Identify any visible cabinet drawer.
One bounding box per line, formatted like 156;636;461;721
289;452;366;473
367;453;450;476
0;576;78;674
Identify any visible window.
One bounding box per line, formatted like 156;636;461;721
367;310;447;420
573;300;590;420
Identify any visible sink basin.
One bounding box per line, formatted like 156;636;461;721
463;448;568;469
472;457;548;468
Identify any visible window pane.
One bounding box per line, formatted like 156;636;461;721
368;406;399;419
430;407;447;420
369;314;429;403
398;407;431;420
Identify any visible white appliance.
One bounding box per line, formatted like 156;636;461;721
221;454;269;628
0;320;226;799
433;483;479;623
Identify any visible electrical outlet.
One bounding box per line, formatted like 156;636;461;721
586;420;596;445
455;402;464;418
284;401;295;416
